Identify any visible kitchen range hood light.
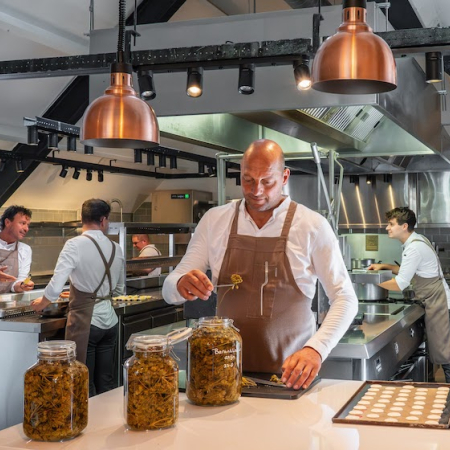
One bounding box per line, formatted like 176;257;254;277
80;0;160;149
311;0;397;94
84;145;94;155
366;174;376;186
98;170;104;183
186;67;203;98
349;175;359;186
425;52;443;83
383;173;392;184
16;160;24;173
238;64;255;95
293;58;311;91
73;168;81;180
134;149;143;164
86;169;93;182
158;154;167;168
59;166;68;178
146;152;155;166
48;132;59;150
138;69;156;100
27;126;39;146
67;135;77;152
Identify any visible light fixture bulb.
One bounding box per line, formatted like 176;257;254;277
294;59;312;91
86;169;93;181
59;166;68;178
425;52;443;83
98;170;104;182
238;64;255;95
73;168;81;180
186;67;203;98
138;69;156;100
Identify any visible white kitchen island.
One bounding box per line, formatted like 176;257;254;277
0;379;449;450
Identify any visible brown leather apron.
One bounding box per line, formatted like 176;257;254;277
217;200;315;374
0;242;19;294
410;238;450;365
65;235;116;364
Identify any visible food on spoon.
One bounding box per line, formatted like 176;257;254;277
230;274;243;289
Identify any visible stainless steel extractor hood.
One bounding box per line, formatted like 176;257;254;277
235;57;441;165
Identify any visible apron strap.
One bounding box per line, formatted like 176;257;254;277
83;235;116;297
230;200;242;235
411;237;444;280
280;202;297;237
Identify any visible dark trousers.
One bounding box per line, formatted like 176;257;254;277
86;323;118;397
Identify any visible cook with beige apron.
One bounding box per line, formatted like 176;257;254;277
217;200;315;374
0;242;19;294
410;238;450;365
65;235;116;364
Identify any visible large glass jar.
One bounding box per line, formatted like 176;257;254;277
23;340;88;442
124;335;179;430
187;316;242;406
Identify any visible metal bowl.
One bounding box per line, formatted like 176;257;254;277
40;301;69;317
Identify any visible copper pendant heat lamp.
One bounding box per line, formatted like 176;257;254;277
80;0;159;148
311;0;397;95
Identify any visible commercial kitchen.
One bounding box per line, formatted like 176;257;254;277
1;1;450;448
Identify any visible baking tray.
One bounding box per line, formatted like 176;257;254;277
333;380;450;429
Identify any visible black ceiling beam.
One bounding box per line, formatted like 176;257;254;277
0;39;311;80
285;0;331;7
0;76;89;206
126;0;186;26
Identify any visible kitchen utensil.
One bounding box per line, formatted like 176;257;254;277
260;261;269;315
40;300;69;318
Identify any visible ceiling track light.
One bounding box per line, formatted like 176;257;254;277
80;0;160;149
59;165;68;178
98;170;104;182
84;145;94;155
67;135;77;152
0;159;6;172
349;175;359;185
198;162;205;174
134;149;143;163
48;132;59;150
16;160;24;173
186;67;203;98
383;173;392;183
27;126;39;145
138;69;156;100
158;154;167;168
169;156;177;169
311;0;397;94
238;64;255;95
426;52;443;83
86;169;93;181
146;151;155;166
293;56;311;91
73;168;81;180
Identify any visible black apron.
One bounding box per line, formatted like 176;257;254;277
65;235;116;364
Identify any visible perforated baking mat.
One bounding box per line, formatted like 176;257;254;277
332;381;450;429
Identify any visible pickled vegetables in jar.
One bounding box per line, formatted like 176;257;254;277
23;340;88;441
187;316;242;406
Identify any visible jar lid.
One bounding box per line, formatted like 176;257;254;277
196;316;233;327
37;340;76;358
126;334;169;352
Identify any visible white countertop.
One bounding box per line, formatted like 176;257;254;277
0;379;449;450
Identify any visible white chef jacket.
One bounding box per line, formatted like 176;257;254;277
0;238;32;292
396;232;450;308
44;230;125;329
139;244;161;277
163;196;358;361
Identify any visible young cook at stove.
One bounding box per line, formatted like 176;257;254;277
31;199;125;396
163;139;358;390
0;205;34;294
368;207;450;383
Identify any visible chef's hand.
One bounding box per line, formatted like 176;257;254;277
31;297;51;312
177;269;213;301
367;264;384;271
14;280;35;292
281;347;322;390
0;266;16;282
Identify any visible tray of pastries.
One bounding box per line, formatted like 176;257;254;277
333;380;450;428
112;295;153;302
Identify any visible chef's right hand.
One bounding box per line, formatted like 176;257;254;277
177;270;213;301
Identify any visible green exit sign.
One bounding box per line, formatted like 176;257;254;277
171;194;190;199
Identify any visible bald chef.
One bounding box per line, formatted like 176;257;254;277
163;139;358;390
0;205;34;294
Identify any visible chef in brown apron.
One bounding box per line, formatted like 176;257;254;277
164;139;358;390
0;205;34;294
369;207;450;381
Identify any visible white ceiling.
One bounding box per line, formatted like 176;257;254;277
1;0;450;210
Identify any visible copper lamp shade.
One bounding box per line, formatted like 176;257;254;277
311;0;397;95
80;62;160;148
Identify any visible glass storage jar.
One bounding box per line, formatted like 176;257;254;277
124;335;179;430
23;340;88;442
187;316;242;406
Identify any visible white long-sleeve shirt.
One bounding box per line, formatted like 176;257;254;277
163;197;358;361
44;230;125;329
0;239;32;292
396;232;450;308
